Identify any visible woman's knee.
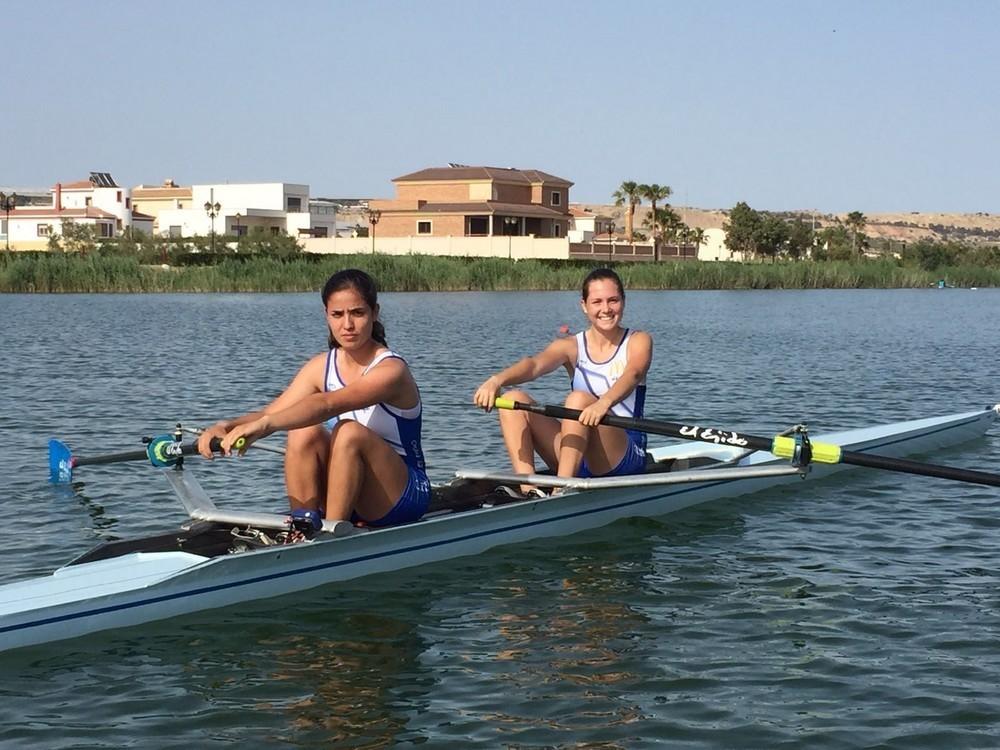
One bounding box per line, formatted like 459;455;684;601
498;390;532;424
565;390;597;409
287;425;327;457
329;420;372;456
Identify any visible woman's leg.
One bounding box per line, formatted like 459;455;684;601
556;390;630;478
284;424;331;511
497;389;562;492
323;420;412;522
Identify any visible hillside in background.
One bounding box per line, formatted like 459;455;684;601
573;204;1000;245
339;202;1000;245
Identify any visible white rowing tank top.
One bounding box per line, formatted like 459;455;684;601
570;329;647;448
324;348;426;471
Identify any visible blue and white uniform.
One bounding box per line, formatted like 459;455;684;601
325;348;430;526
570;329;648;477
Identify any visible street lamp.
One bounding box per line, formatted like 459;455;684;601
204;189;221;253
503;216;517;260
0;191;17;251
367;208;381;253
607;220;615;263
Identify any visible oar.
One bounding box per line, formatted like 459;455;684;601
48;434;244;484
494;398;1000;489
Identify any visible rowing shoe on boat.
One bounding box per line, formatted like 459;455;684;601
1;404;998;653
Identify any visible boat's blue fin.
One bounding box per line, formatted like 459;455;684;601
48;439;73;483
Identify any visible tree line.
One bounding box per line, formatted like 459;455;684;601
43;219;303;263
722;202;1000;270
611;181;705;261
611;183;999;272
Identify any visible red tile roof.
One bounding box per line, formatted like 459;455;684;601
7;207;118;219
57;180;97;190
394;166;572;186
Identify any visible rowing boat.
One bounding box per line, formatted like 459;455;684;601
1;404;998;653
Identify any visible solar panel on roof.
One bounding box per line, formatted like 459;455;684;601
88;172;118;188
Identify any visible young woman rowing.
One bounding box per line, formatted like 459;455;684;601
472;268;652;494
197;269;430;527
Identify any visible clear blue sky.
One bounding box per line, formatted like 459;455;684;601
3;1;998;213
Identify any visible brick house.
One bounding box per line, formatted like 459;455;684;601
369;165;573;239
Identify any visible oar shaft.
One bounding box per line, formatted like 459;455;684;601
498;400;774;452
495;398;1000;489
73;441;212;468
840;449;1000;488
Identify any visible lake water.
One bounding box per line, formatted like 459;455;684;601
1;289;999;748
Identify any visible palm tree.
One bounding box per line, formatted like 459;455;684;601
612;181;643;242
639;183;673;261
845;211;866;256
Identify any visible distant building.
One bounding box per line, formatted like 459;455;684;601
568;206;615;242
696;227;743;261
308;198;340;238
132;181;331;239
129;180;193;234
1;172;149;250
369;165;573;239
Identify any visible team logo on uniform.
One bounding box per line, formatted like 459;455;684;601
608;359;626;380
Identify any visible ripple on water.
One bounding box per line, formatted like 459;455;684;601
2;291;1000;748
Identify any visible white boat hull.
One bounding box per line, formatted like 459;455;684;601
1;406;996;652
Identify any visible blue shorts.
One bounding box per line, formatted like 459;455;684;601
579;434;647;479
353;463;431;528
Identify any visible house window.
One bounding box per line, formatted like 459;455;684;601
313;227;328;238
270;226;281;235
468;216;489;235
100;223;114;237
169;225;182;237
287;197;302;212
550;191;561;206
417;220;432;235
126;198;131;209
85;197;92;207
38;224;52;237
552;223;561;237
117;191;122;203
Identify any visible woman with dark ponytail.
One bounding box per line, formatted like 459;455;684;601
198;269;430;527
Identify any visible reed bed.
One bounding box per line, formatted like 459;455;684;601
0;253;996;293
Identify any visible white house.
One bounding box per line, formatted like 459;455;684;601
142;182;315;239
1;172;151;250
696;227;744;261
568;206;615;242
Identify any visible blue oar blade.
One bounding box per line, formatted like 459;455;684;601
48;439;74;483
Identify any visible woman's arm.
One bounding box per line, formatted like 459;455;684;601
473;337;575;411
221;358;411;453
197;354;327;457
577;331;653;426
